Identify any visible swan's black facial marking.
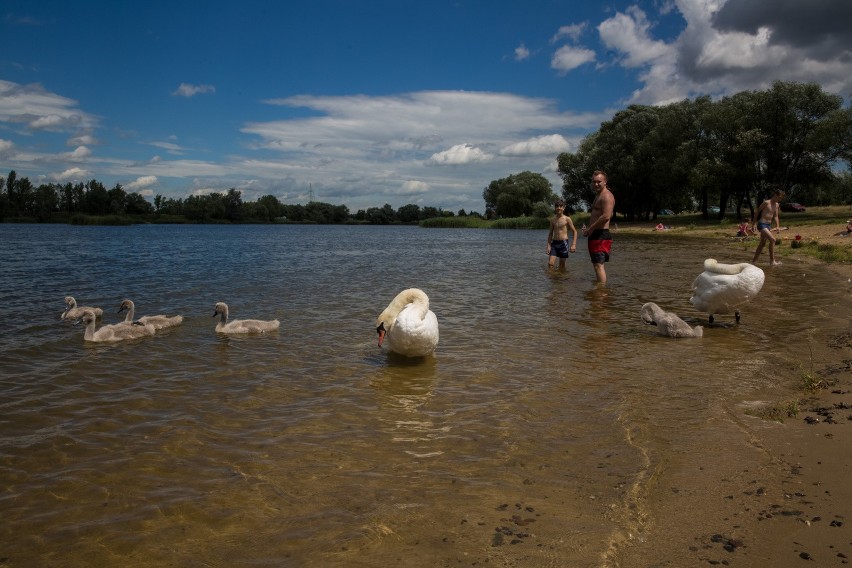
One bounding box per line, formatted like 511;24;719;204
376;322;385;334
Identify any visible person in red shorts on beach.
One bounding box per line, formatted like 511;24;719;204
582;170;615;284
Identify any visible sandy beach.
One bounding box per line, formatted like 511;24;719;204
609;218;852;567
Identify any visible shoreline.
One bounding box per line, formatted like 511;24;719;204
610;249;852;567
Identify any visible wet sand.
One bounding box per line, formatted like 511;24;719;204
610;224;852;567
611;335;852;567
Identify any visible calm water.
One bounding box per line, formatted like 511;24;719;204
1;223;849;567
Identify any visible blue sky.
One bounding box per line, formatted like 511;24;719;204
2;0;851;213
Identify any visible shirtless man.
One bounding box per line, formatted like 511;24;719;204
751;189;784;266
546;200;578;270
582;170;615;283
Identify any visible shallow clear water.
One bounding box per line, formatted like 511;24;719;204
1;223;849;567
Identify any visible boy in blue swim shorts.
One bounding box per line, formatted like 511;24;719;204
751;188;784;266
546;200;578;271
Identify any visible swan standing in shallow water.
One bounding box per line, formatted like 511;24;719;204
118;299;183;330
641;302;703;338
61;296;103;320
690;259;765;324
213;302;279;334
375;288;439;357
76;310;156;342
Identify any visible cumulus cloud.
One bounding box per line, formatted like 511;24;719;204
500;134;570;156
551;45;596;72
126;175;158;191
0;138;13;156
51;167;90;182
172;83;216;97
65;145;91;161
597;1;852;105
598;6;670;68
428;144;493;165
514;43;530;61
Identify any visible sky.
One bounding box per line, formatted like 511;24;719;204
2;0;851;213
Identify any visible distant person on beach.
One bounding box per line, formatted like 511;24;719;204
736;221;754;238
751;189;784;266
582;170;615;283
834;220;852;237
546;200;578;270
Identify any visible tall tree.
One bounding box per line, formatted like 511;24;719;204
483;171;555;217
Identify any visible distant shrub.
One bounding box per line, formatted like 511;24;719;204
70;214;132;226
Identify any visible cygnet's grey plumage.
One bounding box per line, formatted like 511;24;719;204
61;296;103;320
76;310;156;342
641;302;704;338
118;299;183;330
213;302;279;334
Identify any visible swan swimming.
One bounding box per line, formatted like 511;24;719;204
375;288;439;357
213;302;280;334
61;296;103;320
118;299;183;330
690;259;765;324
641;302;703;338
76;310;156;342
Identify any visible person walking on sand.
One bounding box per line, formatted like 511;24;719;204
546;200;578;271
583;170;615;283
751;188;784;266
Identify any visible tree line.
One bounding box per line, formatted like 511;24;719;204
4;81;850;226
0;174;481;225
556;81;852;221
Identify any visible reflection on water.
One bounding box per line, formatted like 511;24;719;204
0;224;849;567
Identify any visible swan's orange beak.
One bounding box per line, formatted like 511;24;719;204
376;324;386;347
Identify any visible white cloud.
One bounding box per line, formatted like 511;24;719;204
51;167;90;182
601;0;852;105
126;175;158;191
500;134;571;156
428;144;493;165
551;23;587;43
172;83;216;97
598;6;670;68
514;43;530;61
0;138;13;155
65;145;91;161
67;133;97;146
393;180;430;195
551;45;596;72
0;80;97;132
149;141;186;155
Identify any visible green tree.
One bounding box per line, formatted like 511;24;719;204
126;192;154;215
257;195;283;222
483;171;555;217
397;203;421;223
84;180;110;215
223;188;243;222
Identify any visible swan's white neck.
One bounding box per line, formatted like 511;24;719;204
122;301;136;323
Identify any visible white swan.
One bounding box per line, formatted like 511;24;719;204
690;259;765;324
641;302;703;338
375;288;439;357
76;310;156;342
61;296;103;320
213;302;280;334
118;299;183;330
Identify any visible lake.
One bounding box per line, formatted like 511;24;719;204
1;223;849;567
